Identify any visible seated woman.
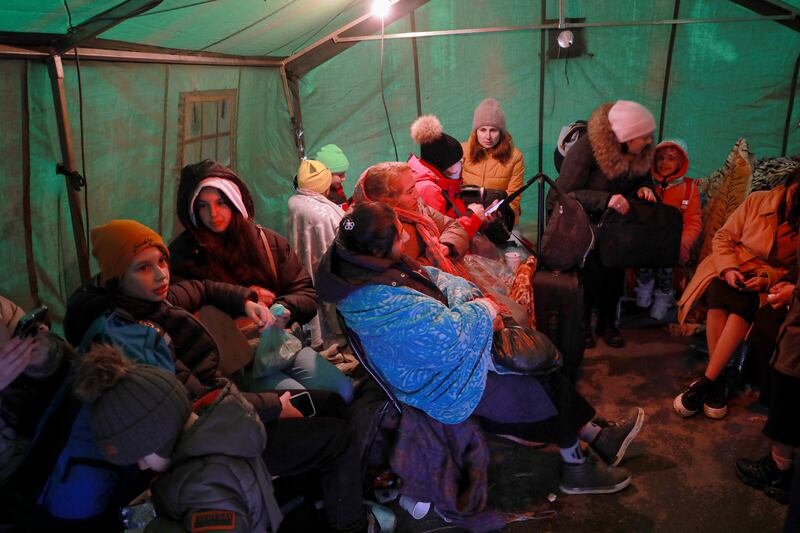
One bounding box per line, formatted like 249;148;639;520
0;296;69;484
316;202;646;495
676;168;800;419
64;219;382;533
169;159;352;401
407;114;488;239
352;162;470;275
461;98;525;221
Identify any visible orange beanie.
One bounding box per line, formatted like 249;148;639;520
91;220;169;282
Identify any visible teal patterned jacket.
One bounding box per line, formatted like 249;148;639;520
338;267;494;424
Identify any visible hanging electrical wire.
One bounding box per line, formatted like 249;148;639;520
379;15;399;162
62;0;91;244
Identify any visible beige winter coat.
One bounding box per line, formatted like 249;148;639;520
678;185;798;323
461;138;525;217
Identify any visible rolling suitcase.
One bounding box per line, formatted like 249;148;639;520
533;268;585;382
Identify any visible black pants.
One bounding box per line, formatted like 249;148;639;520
476;371;596;448
262;391;366;533
582;251;624;334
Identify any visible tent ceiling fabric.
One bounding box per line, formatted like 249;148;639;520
0;0;373;57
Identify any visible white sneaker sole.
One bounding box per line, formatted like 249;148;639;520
673;393;700;418
703;404;728;419
609;407;645;467
559;475;632;495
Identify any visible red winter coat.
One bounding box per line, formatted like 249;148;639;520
407;154;483;237
651;140;702;265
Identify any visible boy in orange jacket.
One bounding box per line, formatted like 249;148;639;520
635;139;702;319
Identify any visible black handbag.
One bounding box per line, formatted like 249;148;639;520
539;174;594;271
492;317;563;375
595;200;683;268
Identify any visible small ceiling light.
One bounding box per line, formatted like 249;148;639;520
557;29;574;49
372;0;391;18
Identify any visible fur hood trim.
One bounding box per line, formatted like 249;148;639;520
588;103;654;180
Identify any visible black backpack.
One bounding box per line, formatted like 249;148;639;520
539;174;594;271
554;120;588;173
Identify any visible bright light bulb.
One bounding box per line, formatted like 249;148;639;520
372;0;391;18
557;30;574;49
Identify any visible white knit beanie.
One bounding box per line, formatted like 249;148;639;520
607;100;655;143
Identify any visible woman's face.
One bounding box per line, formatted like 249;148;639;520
389;218;410;260
331;172;346;189
655;147;684;177
392;170;420;211
120;247;170;302
196;187;233;233
477;126;501;149
626;133;653;155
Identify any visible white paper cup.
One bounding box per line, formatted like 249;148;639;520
505;251;521;272
398;496;431;520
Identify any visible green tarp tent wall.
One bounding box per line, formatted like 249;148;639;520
1;0;798;323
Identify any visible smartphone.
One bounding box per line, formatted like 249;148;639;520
13;306;49;338
484;199;505;216
289;391;316;417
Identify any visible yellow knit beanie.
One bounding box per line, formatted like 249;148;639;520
297;159;332;194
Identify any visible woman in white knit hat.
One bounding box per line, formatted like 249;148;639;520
546;100;657;350
461;98;526;220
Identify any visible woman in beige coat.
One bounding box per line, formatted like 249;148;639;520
675;170;800;420
461;98;525;219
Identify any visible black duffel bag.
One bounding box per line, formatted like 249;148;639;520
595;200;683;268
460;186;516;244
492;317;562;375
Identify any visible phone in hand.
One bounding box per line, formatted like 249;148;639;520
484;199;505;216
13;306;49;338
289;391;316;417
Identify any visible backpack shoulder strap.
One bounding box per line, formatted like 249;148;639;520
680;180;694;211
439;188;463;218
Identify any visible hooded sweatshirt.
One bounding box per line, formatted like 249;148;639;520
149;385;283;533
170;162;318;326
651;140;702;265
408;154;483;237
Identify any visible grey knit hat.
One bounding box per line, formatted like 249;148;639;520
472;98;507;132
74;345;192;466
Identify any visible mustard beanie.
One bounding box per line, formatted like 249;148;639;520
91;220;169;282
315;144;350;174
297;159;333;194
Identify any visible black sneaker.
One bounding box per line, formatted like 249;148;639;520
590;407;645;466
601;327;625;348
703;379;728;419
735;455;792;504
559;453;632;495
673;376;714;417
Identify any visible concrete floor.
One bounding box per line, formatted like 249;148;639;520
394;323;789;532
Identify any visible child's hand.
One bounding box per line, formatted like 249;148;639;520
0;337;35;391
244;301;274;332
637;187;656;202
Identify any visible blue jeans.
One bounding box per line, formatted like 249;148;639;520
251;347;354;402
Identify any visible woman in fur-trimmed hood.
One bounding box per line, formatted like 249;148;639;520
548;100;657;350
